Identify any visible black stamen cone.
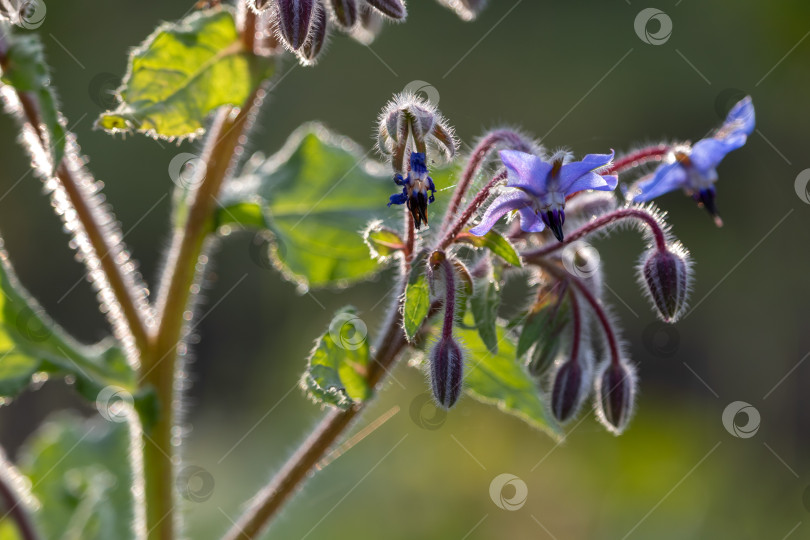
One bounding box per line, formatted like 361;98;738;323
546;210;565;242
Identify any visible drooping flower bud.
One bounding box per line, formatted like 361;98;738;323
639;242;691;323
430;336;464;409
550;359;588;423
376;93;457;174
350;5;384;44
595;360;637;435
297;1;329;65
328;0;358;29
277;0;315;50
365;0;407;20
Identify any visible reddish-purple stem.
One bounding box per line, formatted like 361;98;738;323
605;145;670;175
522;207;668;260
440;257;456;339
437;169;508;249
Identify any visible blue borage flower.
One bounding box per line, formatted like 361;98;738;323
470;149;618;242
632;96;755;225
387;152;436;229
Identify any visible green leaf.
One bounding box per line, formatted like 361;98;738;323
470;280;500;353
456;230;522;267
301;307;371;410
516;285;571;377
96;8;273;139
363;222;404;260
403;252;430;342
215;200;269;231
18;414;135;540
0;239;135;401
0;28;65;174
226;124;396;288
457;313;561;437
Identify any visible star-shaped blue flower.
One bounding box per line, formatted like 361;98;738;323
469;149;618;242
388;152;436;230
632;96;755;225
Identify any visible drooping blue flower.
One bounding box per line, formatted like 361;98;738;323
469;150;618;242
632;96;755;225
388;152;436;229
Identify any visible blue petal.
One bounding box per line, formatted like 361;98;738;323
689;138;736;172
563;172;618;196
558;151;614;192
518;208;546;232
633;162;688;202
388;192;408;207
469;191;532;236
499;150;552;196
722;96;755;138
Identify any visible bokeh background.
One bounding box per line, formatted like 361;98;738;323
1;0;809;538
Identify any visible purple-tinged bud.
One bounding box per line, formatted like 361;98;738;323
365;0;407;20
430;336;464;409
595;360;637;435
328;0;359;29
639;242;691;323
350;5;384;44
437;0;488;21
277;0;315;50
550;357;590;423
297;1;328;65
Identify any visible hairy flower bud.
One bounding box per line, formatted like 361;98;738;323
639;242;691;323
366;0;407;20
595;360;637;435
297;1;328;65
350;5;384;44
430;336;464;409
328;0;358;29
277;0;315;50
550;357;590;423
377;93;457;173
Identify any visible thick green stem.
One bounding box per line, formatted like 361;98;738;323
140;89;263;540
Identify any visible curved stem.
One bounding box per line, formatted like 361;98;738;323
440;256;455;339
141;88;264;540
440;130;531;235
436;169;508;250
222;280;433;540
522;207;668;261
538;261;620;366
0;77;150;352
604;145;669;175
0;471;39;540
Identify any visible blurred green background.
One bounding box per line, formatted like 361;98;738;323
1;0;809;538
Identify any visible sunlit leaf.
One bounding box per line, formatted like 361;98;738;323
0;239;135;401
301;307;371;410
96;8;273;139
457;313;561;438
403;251;431;342
226;124;396;288
0;27;65;174
363;222;404;260
18;414;135;540
470;280;500;353
455;230;522;267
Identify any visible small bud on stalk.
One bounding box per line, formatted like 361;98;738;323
639;242;691;323
595;360;637;435
430;336;464;409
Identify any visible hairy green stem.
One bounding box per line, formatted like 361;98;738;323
0;470;39;540
141;89;264;540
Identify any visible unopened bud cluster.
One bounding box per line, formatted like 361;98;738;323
246;0;489;64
